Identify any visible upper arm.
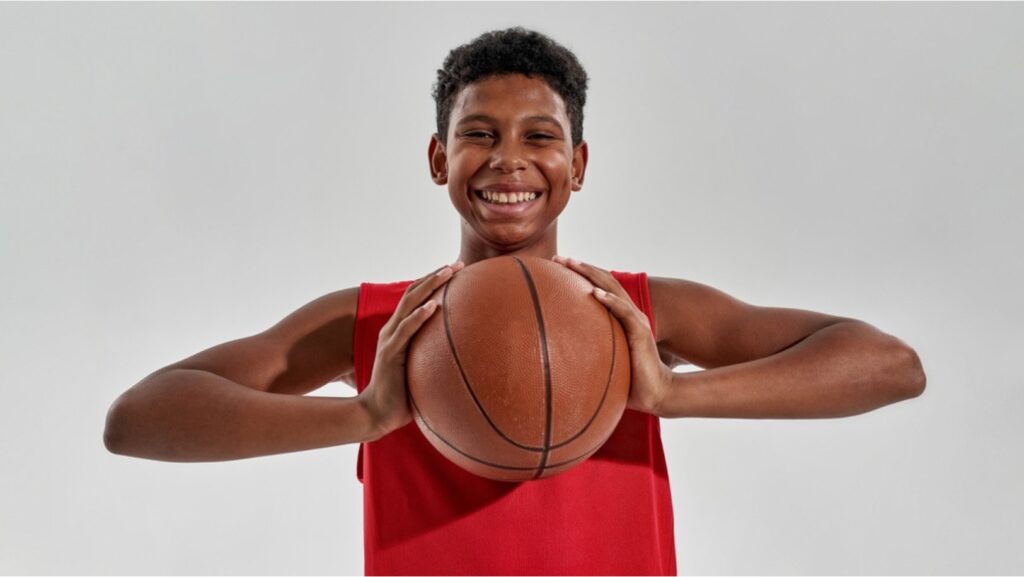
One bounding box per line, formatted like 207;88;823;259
153;287;360;395
648;276;853;369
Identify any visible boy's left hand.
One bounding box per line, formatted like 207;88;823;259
551;255;675;416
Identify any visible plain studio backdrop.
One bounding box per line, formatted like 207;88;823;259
1;2;1021;575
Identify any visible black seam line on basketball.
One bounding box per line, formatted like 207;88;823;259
407;395;540;471
548;309;616;450
511;256;553;481
412;392;608;472
442;278;546;452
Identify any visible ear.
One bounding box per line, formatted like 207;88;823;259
571;140;589;191
428;134;448;185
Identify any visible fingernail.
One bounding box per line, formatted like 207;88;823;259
435;267;452;277
568;257;581;266
593;287;606;297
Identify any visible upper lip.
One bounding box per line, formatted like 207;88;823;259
473;182;545;194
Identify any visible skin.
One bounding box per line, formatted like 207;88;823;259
103;74;926;462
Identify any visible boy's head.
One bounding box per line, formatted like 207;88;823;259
432;28;589;146
429;28;591;258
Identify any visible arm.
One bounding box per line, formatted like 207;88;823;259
548;256;925;420
104;262;464;462
103;287;379;462
104;368;381;462
648;277;926;419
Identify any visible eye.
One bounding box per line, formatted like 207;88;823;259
462;131;493;139
528;133;561;143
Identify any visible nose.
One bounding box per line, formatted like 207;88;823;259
488;140;528;173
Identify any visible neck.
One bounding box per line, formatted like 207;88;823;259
456;225;559;267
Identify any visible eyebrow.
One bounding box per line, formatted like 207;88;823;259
524;115;563;127
454;114;497;126
454;114;565;129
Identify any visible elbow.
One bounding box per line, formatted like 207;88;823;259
103;393;134;455
895;344;927;400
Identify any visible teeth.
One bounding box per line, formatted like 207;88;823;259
480;190;538;204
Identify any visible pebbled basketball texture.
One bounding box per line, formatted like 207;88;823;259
406;255;631;482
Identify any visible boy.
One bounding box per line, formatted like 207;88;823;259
104;28;926;575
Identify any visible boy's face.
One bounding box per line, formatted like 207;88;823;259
429;74;588;253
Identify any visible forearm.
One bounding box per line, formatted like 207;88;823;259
656;321;926;419
104;369;381;462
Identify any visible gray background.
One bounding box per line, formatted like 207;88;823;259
1;2;1021;574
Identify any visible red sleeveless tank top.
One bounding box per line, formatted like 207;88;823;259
353;270;676;575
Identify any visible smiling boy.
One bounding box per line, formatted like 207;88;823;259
105;28;927;575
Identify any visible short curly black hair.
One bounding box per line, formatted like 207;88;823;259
433;27;589;147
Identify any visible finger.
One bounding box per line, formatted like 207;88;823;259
553;256;630;300
384;262;462;336
406;260;465;293
592;287;653;336
403;261;463;309
380;299;438;360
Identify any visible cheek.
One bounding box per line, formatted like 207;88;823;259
538;154;573;185
448;151;486;182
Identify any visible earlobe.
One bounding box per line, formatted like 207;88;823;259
428;134;449;185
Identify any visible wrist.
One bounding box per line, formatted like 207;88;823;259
651;370;696;419
357;387;414;442
650;366;674;418
628;365;675;417
355;392;390;442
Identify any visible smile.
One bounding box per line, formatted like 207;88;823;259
475;190;541;205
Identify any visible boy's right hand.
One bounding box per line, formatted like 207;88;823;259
358;261;465;440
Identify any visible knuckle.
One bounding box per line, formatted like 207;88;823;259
395;313;421;333
378;342;399;360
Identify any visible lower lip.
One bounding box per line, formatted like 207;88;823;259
474;191;543;216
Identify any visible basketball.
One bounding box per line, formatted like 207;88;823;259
406;255;631;482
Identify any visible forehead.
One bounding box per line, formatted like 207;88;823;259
450;74;569;124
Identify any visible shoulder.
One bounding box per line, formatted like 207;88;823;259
647;276;747;333
270;286;361;332
261;285;362;390
156;286;363;395
646;276;745;368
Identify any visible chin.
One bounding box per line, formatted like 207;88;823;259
480;230;538;252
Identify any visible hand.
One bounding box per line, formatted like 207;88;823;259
552;255;674;416
358;260;465;439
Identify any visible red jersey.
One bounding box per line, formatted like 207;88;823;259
353;270;676;575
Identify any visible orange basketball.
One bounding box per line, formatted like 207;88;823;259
406;255;630;482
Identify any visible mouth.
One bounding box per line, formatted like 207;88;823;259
473;189;544;206
472;188;544;217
